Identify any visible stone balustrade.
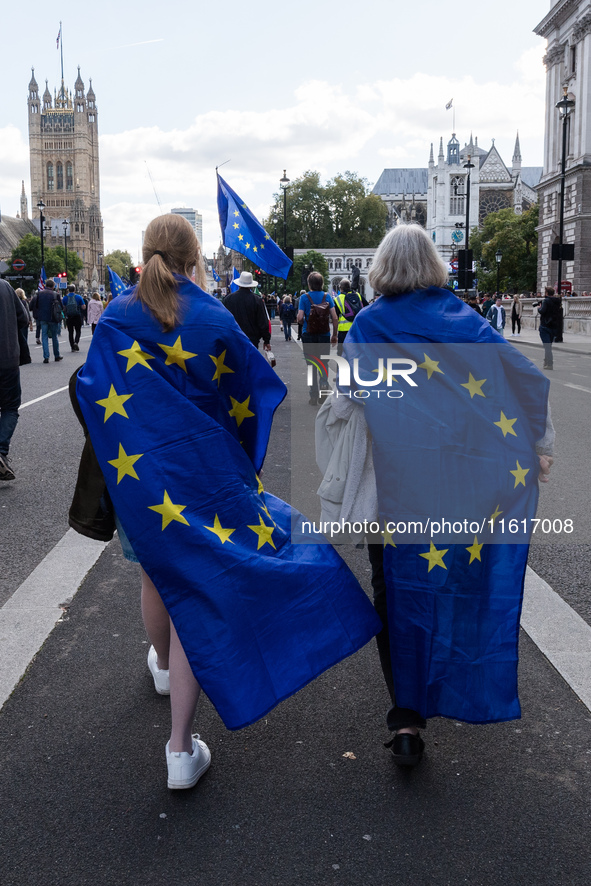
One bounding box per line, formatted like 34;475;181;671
514;297;591;335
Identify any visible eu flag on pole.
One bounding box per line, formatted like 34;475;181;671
217;173;292;279
108;265;127;298
76;275;379;729
212;267;220;282
230;267;240;293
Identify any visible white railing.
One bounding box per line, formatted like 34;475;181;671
520;297;591;335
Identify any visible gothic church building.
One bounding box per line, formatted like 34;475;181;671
27;67;103;286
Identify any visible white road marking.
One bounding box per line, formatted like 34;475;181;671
20;386;69;410
522;567;591;712
563;382;591;394
0;529;108;709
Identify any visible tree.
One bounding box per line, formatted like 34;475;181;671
292;250;329;293
9;234;83;293
104;250;133;281
265;171;387;250
470;205;539;294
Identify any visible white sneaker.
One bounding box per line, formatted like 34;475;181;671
166;735;211;789
147;645;170;695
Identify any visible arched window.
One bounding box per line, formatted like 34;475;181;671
450;176;465;216
81;223;85;234
66;162;73;191
355;258;362;268
335;259;342;270
328;259;333;270
366;258;372;268
346;258;353;270
75;222;79;232
56;162;64;190
47;162;54;190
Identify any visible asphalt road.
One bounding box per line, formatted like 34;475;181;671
1;322;590;885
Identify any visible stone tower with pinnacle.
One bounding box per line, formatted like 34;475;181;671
27;65;103;287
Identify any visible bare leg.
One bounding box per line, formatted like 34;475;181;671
141;567;170;670
169;619;201;753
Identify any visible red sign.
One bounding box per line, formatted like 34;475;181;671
555;280;572;292
12;259;25;271
450;259;459;272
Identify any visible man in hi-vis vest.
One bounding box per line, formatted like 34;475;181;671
334;279;366;354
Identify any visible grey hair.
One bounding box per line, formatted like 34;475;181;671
339;278;351;291
368;224;448;295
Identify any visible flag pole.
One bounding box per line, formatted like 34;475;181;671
59;22;64;81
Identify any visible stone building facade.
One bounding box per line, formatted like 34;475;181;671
27;67;103;288
534;0;591;292
373;137;541;263
294;248;376;300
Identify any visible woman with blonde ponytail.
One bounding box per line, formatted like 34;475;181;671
75;212;379;791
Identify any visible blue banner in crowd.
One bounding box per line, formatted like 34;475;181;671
107;265;127;298
212;267;220;282
217;173;292;280
230;267;240;293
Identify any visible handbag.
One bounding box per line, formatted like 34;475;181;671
265;349;276;368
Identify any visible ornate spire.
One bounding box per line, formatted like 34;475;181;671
28;67;38;90
74;66;84;91
438;137;444;161
87;78;96;99
429;142;434;166
512;131;522;163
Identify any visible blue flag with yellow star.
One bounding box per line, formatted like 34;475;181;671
344;287;550;723
217;173;292;279
229;267;240;293
212;267;220;282
107;265;127;298
76;275;380;730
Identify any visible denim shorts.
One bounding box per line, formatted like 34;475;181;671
114;511;140;564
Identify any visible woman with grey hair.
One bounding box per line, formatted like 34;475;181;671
344;224;553;767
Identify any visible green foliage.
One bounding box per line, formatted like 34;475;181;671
265;170;387;250
9;234;83;293
104;249;133;283
292;250;329;293
470;205;539;293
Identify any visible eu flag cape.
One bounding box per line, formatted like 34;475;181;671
345;288;550;723
77;276;380;730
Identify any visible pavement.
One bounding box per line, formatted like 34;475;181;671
504;325;591;356
1;321;591;886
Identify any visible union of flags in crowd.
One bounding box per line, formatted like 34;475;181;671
212;267;220;282
229;267;240;292
217;173;292;280
107;265;127;298
38;266;47;289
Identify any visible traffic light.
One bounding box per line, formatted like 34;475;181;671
129;266;142;285
457;249;474;290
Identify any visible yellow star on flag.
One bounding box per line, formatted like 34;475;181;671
494;411;518;438
95;385;132;423
229;396;254;427
461;373;486;398
383;529;397;547
265;234;270;240
233;223;239;229
210;350;234;386
238;234;244;241
148;490;190;531
510;460;530;488
253;246;258;253
204;514;235;544
260;243;265;250
245;242;251;250
117;340;155;373
490;504;503;527
419;541;448;572
248;514;276;550
466;536;483;564
108;443;143;484
233;210;239;217
256;474;264;494
418;354;444;380
159;336;198;373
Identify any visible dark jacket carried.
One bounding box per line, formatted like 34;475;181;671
223;289;270;346
539;295;563;331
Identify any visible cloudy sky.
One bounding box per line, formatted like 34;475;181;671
1;0;550;260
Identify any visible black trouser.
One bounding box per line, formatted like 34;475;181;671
511;314;521;334
367;543;426;731
66;315;82;348
539;325;558;367
301;332;330;397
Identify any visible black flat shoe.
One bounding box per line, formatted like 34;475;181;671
385;732;425;767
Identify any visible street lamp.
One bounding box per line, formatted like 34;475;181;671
36;200;46;273
495;249;502;298
555;86;576;295
62;219;69;280
279;169;290;251
463;154;475;251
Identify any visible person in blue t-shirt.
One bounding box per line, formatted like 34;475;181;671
62;284;86;352
296;272;338;405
